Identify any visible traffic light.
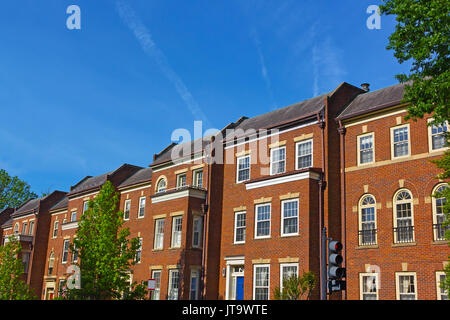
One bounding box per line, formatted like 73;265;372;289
328;240;346;292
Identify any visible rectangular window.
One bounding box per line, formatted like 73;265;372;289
436;272;448;300
168;269;180;300
71;211;77;222
22;222;27;234
53;221;59;238
28;221;34;236
296;140;313;169
151;270;161;300
138;197;146;218
360;273;378;300
391;125;410;158
253;265;270;300
192;216;203;248
358;133;374;165
190;269;200;300
396;273;417;300
193;169;203;188
123;200;131;220
280;263;298;293
281;199;299;236
72;242;78;263
429;120;448;151
154;219;164;250
234;211;246;244
83;201;88;214
22;252;30;273
135;238;142;263
62;239;70;264
270;147;286;175
171;216;182;248
237;155;250;182
176;173;186;189
255;204;271;239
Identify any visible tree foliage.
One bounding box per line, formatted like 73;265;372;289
273;271;316;300
0;236;36;300
380;0;450;295
0;169;38;211
65;181;147;300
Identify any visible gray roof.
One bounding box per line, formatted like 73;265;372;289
50;197;68;211
2;218;12;228
68;173;109;195
13;198;40;215
153;135;214;165
337;82;406;120
119;167;152;188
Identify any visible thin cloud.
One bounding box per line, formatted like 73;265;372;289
116;1;211;127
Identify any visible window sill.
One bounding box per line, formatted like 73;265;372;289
254;236;271;240
355;244;379;250
233;242;245;245
169;246;182;250
280;233;299;238
431;240;449;245
391;242;416;247
152;248;163;252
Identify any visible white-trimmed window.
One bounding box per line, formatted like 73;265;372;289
62;239;70;264
83;201;88;214
280;263;298;293
135;238;142;263
190;269;201;300
253;264;270;300
28;221;34;236
281;199;298;236
358;133;374;165
48;252;55;275
22;222;28;234
393;189;415;243
123;200;131;220
255;203;271;239
13;223;19;234
237;155;250;183
154;219;164;250
193;169;203;188
22;252;30;273
176;173;186;189
391;125;410;158
70;211;77;222
436;271;448;300
168;269;180;300
432;184;448;241
171;216;182;248
151;270;162;300
270;147;286;175
52;221;59;238
234;211;246;244
396;272;417;300
72;241;78;263
428;119;448;152
359;195;377;246
138;197;146;218
296;139;313;169
156;178;167;193
192;216;203;248
359;273;379;300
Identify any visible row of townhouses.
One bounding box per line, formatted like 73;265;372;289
0;82;448;300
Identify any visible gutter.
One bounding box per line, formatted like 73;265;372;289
337;120;347;300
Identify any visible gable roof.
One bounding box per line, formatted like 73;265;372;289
13;198;40;216
50;197;68;211
119;167;152;189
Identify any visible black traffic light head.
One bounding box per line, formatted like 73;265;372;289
328;240;345;281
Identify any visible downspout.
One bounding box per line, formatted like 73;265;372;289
338;120;347;300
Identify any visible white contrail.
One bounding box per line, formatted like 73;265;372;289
116;1;210;127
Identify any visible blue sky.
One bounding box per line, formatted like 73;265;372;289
0;0;411;195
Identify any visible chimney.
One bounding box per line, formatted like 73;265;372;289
361;83;370;92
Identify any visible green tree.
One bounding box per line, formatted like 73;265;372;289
273;271;317;300
0;169;38;211
380;0;450;295
0;236;36;300
65;181;147;300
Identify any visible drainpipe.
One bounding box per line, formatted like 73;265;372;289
338;120;347;300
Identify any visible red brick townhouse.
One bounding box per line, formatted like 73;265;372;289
1;191;66;298
216;83;365;300
336;82;449;300
42;164;142;299
0;207;14;246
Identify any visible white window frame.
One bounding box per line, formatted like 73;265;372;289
62;239;70;264
28;220;34;236
70;211;77;222
82;201;88;214
428;118;448;153
138;197;146;218
359;272;379;300
295;139;313;170
281;199;299;237
168;269;180;300
193;169;203;188
156;177;167;193
357;132;375;165
22;222;28;235
396;272;417;300
190;269;201;300
135;237;142;263
13;223;19;234
393;189;415;243
171;216;182;248
234;211;246;244
432;183;448;241
390;124;411;159
52;221;59;238
153;219;165;250
151;269;162;300
236;155;251;183
192;216;203;248
436;271;448;300
253;264;270;300
280;263;298;293
176;173;187;189
72;241;78;263
358;195;377;246
123;200;131;221
254;203;271;239
270;146;286;175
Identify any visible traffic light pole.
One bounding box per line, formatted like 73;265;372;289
320;226;327;300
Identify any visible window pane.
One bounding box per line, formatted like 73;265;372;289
297;141;312;168
282;201;298;235
256;205;271;237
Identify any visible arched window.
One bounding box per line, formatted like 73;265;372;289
432;184;448;241
359;195;377;246
393;189;415;243
13;223;19;234
48;252;55;275
156;177;167;193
